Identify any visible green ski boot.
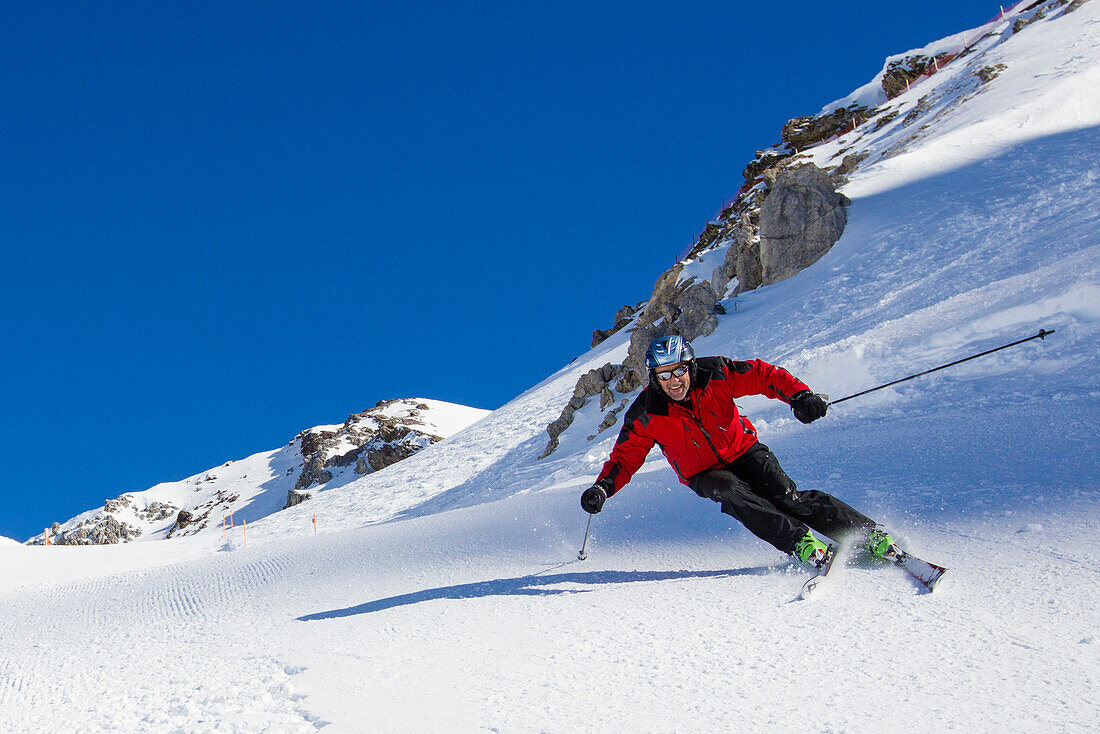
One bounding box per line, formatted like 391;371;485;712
865;529;903;562
794;531;830;568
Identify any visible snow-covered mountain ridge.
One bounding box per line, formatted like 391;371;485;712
2;3;1098;731
30;398;489;546
548;0;1100;458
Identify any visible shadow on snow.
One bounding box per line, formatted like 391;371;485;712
296;564;779;621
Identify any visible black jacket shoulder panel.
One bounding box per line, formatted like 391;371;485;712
714;356;753;374
638;387;667;418
693;356;724;387
625;391;654;424
615;391;654;447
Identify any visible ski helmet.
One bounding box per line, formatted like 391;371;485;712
645;335;695;369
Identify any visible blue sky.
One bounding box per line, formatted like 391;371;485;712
2;2;1006;541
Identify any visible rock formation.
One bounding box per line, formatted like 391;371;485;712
758;164;851;285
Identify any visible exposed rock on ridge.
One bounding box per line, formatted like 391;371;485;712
285;399;452;508
33;398;474;545
44;495;175;545
541;363;625;458
759;164;851;285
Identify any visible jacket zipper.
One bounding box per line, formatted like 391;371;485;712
684;412;723;465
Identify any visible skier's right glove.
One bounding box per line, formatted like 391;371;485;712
581;483;609;514
790;390;828;424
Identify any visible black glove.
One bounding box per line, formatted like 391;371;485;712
581;483;609;514
790;390;828;424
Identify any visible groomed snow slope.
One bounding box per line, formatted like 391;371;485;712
2;3;1099;731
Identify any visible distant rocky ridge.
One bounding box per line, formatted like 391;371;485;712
33;399;484;545
286;399;452;508
42;497;178;546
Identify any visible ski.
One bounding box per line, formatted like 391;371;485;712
799;544;838;600
893;551;948;592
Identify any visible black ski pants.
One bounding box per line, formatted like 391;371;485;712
687;442;875;554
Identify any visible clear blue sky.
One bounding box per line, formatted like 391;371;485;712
1;1;1005;541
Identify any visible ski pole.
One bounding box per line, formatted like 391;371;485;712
828;328;1056;406
577;513;593;561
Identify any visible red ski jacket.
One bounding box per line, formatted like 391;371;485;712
596;356;810;493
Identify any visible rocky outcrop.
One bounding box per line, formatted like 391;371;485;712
166;489;240;539
555;129;853;458
592;304;640;348
542;264;727;458
592;399;630;439
833;151;870;180
50;514;143;545
977;64;1008;84
296;455;334;490
292;399;447;491
284;489;312;509
709;161;850;296
743;149;794;184
42;495;185;545
781;105;875;152
882;54;953;99
615;278;721;394
711;214;761;296
541;363;625;458
758;164;851;285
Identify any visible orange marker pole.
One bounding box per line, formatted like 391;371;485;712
242;518;247;548
222;514;226;538
313;514;317;535
44;529;50;546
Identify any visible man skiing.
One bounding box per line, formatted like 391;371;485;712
581;335;898;568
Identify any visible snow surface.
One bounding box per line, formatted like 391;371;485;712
2;4;1099;731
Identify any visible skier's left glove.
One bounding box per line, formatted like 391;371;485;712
790;390;828;424
581;482;610;514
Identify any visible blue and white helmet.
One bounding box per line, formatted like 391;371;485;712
645;335;695;369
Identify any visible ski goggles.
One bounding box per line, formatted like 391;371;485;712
655;365;690;381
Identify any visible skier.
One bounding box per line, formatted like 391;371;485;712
580;335;899;568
